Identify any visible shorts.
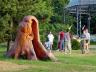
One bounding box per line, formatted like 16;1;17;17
85;39;90;44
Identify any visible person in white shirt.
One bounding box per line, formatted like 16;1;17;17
81;29;87;54
85;29;90;40
84;29;90;53
47;32;54;52
81;28;90;54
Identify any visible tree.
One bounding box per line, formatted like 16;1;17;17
0;0;76;52
0;0;54;46
6;16;56;61
50;0;69;23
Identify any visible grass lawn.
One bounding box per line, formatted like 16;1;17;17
90;41;96;45
0;43;96;72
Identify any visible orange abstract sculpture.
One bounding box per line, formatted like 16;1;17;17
6;16;56;61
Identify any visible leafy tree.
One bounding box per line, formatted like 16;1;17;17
0;0;54;42
0;0;76;51
50;0;69;23
0;0;55;51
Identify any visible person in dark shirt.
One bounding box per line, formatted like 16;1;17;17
58;31;65;51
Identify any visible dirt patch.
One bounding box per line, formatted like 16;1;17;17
0;61;29;72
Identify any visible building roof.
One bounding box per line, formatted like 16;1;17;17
65;0;96;14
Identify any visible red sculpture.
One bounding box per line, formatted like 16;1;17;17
6;16;56;61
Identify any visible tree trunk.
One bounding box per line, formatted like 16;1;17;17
7;39;10;52
6;16;56;61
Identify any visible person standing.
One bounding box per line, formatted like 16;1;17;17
81;29;86;54
84;29;90;53
81;25;90;54
47;32;54;52
64;29;72;54
58;31;65;51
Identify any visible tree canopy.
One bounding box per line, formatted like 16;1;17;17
0;0;75;43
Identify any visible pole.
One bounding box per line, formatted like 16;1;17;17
88;13;91;33
88;3;91;33
79;0;81;37
76;6;79;36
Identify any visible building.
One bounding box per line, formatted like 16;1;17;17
65;0;96;35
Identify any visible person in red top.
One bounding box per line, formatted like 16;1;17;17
58;31;65;51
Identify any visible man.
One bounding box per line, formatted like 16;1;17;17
64;29;72;54
47;32;54;52
58;31;65;51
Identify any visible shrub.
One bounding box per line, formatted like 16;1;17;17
71;39;80;50
52;36;58;50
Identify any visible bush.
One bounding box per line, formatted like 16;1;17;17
71;39;80;50
52;36;58;50
90;41;96;45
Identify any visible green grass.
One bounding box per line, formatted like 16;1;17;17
0;43;96;72
90;41;96;45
